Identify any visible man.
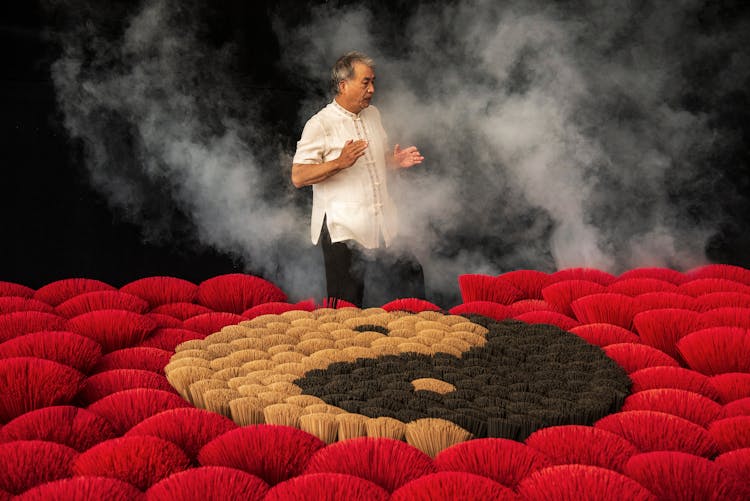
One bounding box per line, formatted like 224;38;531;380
291;51;425;307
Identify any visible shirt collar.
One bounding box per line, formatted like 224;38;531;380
331;98;361;119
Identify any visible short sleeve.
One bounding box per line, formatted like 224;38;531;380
292;116;326;165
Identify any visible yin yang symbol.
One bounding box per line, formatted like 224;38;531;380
165;308;630;446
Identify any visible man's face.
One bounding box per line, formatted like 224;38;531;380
339;62;375;114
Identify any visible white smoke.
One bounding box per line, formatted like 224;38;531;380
49;0;324;300
47;0;749;306
275;0;737;299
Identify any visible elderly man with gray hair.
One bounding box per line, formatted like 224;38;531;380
292;51;425;307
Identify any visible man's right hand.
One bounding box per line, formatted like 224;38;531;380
336;139;368;169
291;139;368;188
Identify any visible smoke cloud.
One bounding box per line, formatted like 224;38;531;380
47;0;750;306
48;0;324;299
275;0;749;303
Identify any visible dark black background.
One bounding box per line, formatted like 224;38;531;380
1;1;286;288
2;0;749;291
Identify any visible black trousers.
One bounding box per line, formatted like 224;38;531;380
319;218;425;307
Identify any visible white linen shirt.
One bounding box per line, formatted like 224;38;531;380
293;100;399;249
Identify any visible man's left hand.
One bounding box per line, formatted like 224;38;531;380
392;144;424;168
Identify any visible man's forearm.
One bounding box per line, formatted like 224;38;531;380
386;153;397;168
291;160;344;188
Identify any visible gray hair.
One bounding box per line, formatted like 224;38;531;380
331;51;375;94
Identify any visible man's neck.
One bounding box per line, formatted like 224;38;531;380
334;95;361;115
